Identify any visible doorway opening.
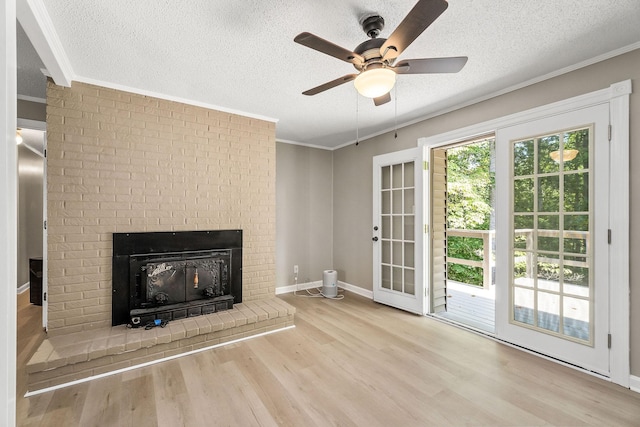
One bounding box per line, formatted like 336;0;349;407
431;135;496;333
16;124;46;330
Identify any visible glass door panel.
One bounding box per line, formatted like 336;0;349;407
510;125;594;344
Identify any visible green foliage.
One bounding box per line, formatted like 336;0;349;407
445;130;591;287
446;140;494;286
447;263;483;286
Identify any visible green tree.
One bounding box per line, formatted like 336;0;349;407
446;140;494;286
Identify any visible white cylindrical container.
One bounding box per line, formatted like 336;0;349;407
322;270;338;298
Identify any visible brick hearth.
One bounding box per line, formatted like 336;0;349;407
26;298;294;392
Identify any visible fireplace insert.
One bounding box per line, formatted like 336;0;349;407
112;230;242;326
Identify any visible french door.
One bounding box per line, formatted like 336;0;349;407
372;147;426;315
495;104;610;375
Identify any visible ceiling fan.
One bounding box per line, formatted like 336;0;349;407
294;0;467;106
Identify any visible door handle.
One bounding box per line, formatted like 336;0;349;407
372;237;379;242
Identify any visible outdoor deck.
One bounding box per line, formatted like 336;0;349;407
437;281;495;333
438;279;590;339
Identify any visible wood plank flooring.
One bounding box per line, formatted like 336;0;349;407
16;291;640;426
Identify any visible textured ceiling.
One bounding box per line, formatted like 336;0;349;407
17;0;640;148
17;21;46;100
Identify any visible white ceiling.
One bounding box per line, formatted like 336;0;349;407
16;0;640;149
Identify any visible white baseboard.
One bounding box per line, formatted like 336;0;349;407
338;281;373;299
276;280;373;300
275;281;322;295
17;282;30;294
630;375;640;393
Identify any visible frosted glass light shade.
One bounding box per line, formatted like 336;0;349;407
549;149;579;162
354;68;396;98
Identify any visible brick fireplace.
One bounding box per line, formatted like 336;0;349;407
45;80;277;336
25;81;291;392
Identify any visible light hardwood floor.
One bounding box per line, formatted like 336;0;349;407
16;290;640;426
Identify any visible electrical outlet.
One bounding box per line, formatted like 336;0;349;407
293;265;299;274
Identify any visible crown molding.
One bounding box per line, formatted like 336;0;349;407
74;75;279;124
17;0;74;87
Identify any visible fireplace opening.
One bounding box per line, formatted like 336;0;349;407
112;230;242;327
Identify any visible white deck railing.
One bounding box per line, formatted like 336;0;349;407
447;228;589;290
447;229;494;290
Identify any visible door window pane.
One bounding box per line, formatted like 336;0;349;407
382;265;391;289
382;191;390;215
563;129;589;172
564;214;588;231
404;161;415;187
514;253;534;287
514;140;534;176
382;216;390;239
564;173;589;212
538;135;560;174
382;241;391;264
382;166;391;189
392;190;402;214
514;178;534;212
404;189;415;214
514;287;534;325
404;215;414;240
538;176;560;212
393;241;402;265
563;297;590;340
392;164;403;188
514;215;534;250
404;269;415;295
538;215;559;230
405;243;415;268
392;216;402;240
537;257;560;292
392;267;403;292
537;292;560;333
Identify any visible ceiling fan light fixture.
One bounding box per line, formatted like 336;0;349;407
354;68;396;98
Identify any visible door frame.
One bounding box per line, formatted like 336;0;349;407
418;80;631;387
18;118;48;330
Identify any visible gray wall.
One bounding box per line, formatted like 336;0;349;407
17;98;46;122
331;48;640;375
276;142;333;287
17;141;43;287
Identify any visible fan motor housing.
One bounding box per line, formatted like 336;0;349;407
353;37;387;70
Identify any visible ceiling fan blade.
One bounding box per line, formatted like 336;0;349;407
374;93;392;106
394;56;468;74
380;0;449;61
294;32;364;65
302;74;358;96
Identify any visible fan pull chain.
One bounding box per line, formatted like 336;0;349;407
394;84;398;139
355;91;360;146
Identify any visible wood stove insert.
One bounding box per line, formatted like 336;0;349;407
112;230;242;327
